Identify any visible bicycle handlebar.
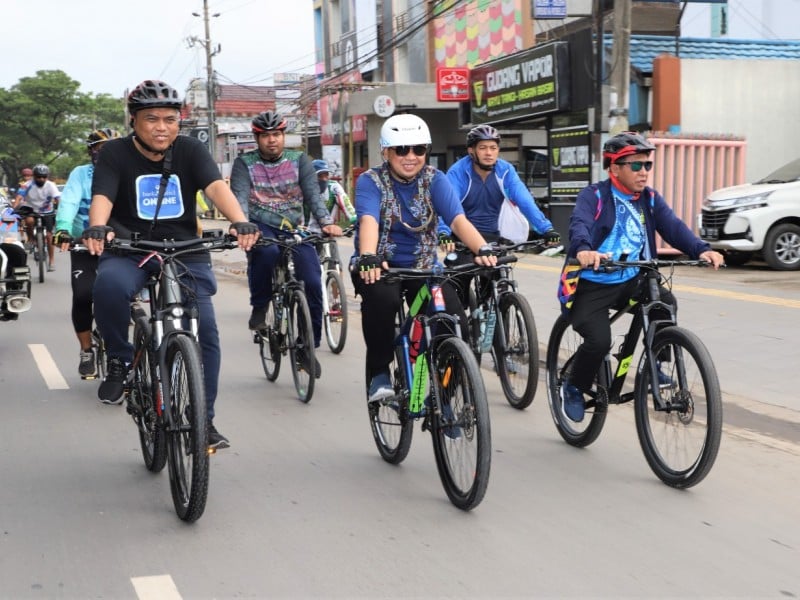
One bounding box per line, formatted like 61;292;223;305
381;261;485;282
566;257;712;271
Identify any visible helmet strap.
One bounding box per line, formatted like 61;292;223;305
133;135;167;156
387;162;414;184
469;150;495;173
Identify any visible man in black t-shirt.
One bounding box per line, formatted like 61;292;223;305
83;80;259;450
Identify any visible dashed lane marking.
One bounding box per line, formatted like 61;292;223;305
29;344;69;390
131;575;182;600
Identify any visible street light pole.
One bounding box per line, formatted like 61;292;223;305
193;0;220;163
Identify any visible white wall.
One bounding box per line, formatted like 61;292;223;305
680;59;800;180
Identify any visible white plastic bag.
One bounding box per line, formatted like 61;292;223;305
497;198;529;243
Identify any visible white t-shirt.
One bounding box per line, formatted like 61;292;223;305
19;180;60;213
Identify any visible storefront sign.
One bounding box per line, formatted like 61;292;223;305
550;125;591;198
469;42;570;126
533;0;566;19
436;67;470;102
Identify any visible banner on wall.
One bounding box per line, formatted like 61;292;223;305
549;125;591;199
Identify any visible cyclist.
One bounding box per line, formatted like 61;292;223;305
54;128;121;378
558;131;724;423
443;124;561;248
306;159;356;231
230;110;341;379
82;79;259;450
350;113;496;402
13;164;59;271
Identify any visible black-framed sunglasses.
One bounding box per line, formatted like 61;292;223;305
616;160;653;172
393;144;429;157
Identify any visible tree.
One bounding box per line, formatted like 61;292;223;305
0;70;125;186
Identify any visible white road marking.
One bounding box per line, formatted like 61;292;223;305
28;344;69;390
131;575;183;600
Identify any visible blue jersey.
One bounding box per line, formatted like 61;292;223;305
56;163;93;238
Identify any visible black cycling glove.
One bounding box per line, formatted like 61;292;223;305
357;253;382;272
53;230;73;246
82;225;114;241
230;221;259;236
543;229;561;244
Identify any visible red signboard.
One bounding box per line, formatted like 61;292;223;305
436;67;470;102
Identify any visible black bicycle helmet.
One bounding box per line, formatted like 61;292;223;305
602;131;655;168
32;164;49;177
87;127;121;147
251;110;287;134
127;80;182;114
466;124;501;147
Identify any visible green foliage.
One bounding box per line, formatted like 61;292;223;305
0;70;126;186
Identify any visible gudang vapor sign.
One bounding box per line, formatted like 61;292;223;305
469;41;570;126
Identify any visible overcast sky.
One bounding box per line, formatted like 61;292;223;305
0;0;317;97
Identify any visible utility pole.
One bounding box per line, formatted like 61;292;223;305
609;0;632;134
192;1;220;163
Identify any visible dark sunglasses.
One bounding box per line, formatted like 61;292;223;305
393;145;429;157
616;160;653;172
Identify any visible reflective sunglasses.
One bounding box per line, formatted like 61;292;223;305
393;144;429;157
616;160;653;172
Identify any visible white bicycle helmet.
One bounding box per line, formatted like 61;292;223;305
379;114;432;148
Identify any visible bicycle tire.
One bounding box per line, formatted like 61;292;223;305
323;270;348;353
367;347;414;464
430;337;491;511
130;316;166;473
545;315;607;447
259;300;281;381
36;228;45;283
634;326;722;488
165;335;209;522
288;289;315;403
494;291;538;409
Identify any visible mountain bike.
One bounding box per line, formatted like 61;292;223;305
545;258;723;488
14;206;52;283
367;261;491;510
253;230;322;402
111;230;236;522
460;239;545;409
315;229;350;354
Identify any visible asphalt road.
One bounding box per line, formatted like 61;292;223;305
0;234;798;599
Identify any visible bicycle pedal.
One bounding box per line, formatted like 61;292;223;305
81;374;99;381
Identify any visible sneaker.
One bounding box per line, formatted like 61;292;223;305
440;401;462;440
656;362;675;387
248;306;267;330
98;357;129;405
368;370;394;403
560;382;585;422
208;422;230;450
296;345;321;378
78;348;98;378
47;263;55;272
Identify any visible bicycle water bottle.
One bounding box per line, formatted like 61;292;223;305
409;353;429;416
472;307;486;349
481;309;496;353
431;285;446;312
408;317;424;364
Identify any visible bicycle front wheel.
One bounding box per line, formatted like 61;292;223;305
634;326;722;488
494;291;538;409
130;316;166;473
323;270;348;353
36;228;45;283
288;289;315;403
165;335;209;522
367;347;414;464
430;337;491;511
545;315;607;447
258;300;281;381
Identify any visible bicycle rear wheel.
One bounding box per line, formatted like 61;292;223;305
545;315;607;447
288;289;315;402
35;228;45;283
367;347;414;464
430;337;491;511
258;300;281;381
634;326;722;488
130;315;166;473
165;335;209;522
323;270;348;353
494;291;538;409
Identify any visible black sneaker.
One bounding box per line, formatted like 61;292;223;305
296;345;321;378
248;306;267;330
98;357;129;405
79;348;98;378
208;422;230;450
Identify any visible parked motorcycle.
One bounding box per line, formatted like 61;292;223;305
0;205;32;321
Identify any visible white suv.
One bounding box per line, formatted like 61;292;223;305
698;158;800;270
